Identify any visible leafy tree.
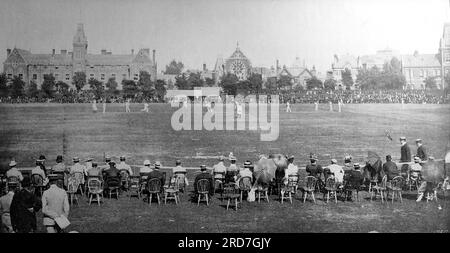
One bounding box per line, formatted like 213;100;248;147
341;68;354;90
10;76;25;98
165;60;184;75
41;74;56;98
26;81;40;98
306;76;323;90
277;75;293;90
122;79;138;98
88;78;105;99
105;77;119;96
205;77;215;87
424;76;437;90
174;73;190;90
247;73;263;94
264;77;278;94
155;79;167;102
72;72;86;92
137;71;155;98
219;73;239;95
0;73;8;97
324;78;337;90
187;72;204;88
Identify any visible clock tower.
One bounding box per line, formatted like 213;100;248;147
72;23;88;72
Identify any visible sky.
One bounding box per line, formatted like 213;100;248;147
0;0;449;74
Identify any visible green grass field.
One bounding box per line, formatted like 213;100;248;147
0;103;449;232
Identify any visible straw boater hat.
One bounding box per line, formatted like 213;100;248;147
414;156;421;162
415;139;422;143
73;157;80;163
144;160;151;166
353;163;360;169
154;161;161;168
200;164;207;170
399;136;406;141
244;161;253;168
9;160;17;167
331;158;338;164
230;156;236;161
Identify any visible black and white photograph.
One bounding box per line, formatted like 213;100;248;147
0;0;449;238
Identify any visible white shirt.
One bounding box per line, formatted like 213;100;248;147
117;161;133;176
140;166;152;174
173;165;186;174
328;164;345;183
239;168;253;178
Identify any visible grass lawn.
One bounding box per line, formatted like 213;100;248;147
1;103;449;232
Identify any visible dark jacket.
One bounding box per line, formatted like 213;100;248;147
148;169;166;190
10;188;42;233
383;161;400;181
344;170;364;188
306;164;323;178
400;143;411;162
416;145;427;161
194;172;214;195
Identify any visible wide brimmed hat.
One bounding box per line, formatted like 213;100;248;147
73;157;80;162
144;160;151;166
9;160;17;167
353;163;360;168
399;136;406;141
415;139;422;143
331;159;338;164
154;161;161;168
414;156;421;162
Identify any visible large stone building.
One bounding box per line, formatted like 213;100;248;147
331;23;450;90
3;23;157;89
213;43;252;82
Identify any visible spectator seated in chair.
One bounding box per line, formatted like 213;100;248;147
194;165;214;196
104;161;121;191
140;160;153;179
6;160;24;182
343;163;364;201
148;161;166;192
327;158;345;189
283;155;299;185
42;175;70;233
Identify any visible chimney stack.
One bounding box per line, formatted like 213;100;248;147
101;49;107;55
131;49;134;55
203;63;206;72
152;49;156;64
52;49;55;55
7;48;11;56
276;59;279;73
61;49;67;55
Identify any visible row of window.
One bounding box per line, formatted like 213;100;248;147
407;69;441;78
27;73;132;81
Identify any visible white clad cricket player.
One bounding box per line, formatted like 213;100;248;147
315;101;319;111
286;101;292;113
92;100;98;113
236;101;243;118
338;99;342;112
102;100;106;114
141;102;149;113
125;99;131;113
329;101;333;112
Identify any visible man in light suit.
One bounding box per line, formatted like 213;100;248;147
42;176;70;233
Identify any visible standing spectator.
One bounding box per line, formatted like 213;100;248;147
6;160;23;181
382;155;399;181
10;177;42;233
399;137;412;177
194;165;214;196
116;156;133;176
415;139;428;161
42;176;70;233
0;184;16;233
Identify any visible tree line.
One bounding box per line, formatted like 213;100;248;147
0;70;167;102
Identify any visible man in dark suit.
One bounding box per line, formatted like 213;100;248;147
104;161;120;190
382;155;399;181
148;161;166;191
399;137;411;177
194;165;214;196
415;139;427;161
10;176;42;233
343;163;364;201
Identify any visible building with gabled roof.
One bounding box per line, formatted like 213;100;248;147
3;23;157;89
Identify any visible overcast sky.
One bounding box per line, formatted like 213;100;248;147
0;0;449;73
